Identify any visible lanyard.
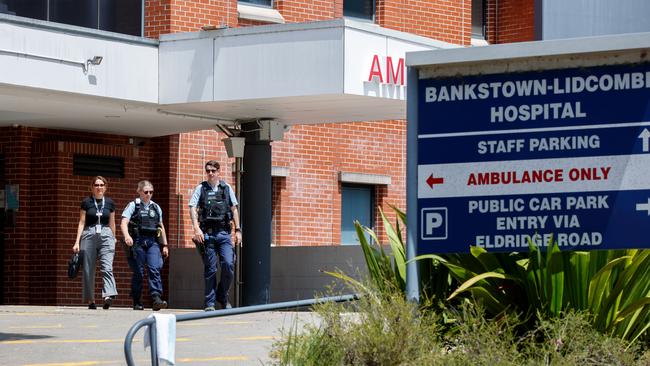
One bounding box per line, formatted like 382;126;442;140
93;197;105;224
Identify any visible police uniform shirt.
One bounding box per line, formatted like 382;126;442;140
122;200;163;223
81;196;115;227
188;181;238;208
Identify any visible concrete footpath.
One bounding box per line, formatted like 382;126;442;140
0;305;319;366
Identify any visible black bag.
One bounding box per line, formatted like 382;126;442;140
67;253;82;279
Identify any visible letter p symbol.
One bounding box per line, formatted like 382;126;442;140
421;207;447;240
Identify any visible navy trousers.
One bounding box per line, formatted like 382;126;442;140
127;236;163;301
202;231;235;307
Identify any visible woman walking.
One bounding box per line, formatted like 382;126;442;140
72;176;118;309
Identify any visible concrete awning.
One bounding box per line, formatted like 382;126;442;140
0;15;455;137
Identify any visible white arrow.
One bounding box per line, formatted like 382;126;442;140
636;198;650;215
638;128;650;152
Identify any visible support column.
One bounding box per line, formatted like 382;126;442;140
241;123;272;306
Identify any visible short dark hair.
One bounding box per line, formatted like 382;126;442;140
205;160;220;170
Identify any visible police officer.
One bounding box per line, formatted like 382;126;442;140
120;180;169;311
189;160;241;311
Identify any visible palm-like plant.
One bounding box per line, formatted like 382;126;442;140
340;205;650;345
430;243;650;344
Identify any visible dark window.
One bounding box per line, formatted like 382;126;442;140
341;184;374;245
239;0;272;7
108;0;141;36
73;155;124;178
344;0;374;21
472;0;486;39
0;0;48;20
0;0;142;36
50;0;97;29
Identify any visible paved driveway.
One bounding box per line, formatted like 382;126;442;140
0;305;318;366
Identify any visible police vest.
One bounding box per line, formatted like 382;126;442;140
198;181;232;229
128;200;161;237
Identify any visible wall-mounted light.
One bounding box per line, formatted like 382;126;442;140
0;49;104;74
88;56;103;66
83;55;103;73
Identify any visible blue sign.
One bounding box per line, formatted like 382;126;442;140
417;62;650;254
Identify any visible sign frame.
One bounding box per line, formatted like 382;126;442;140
404;32;650;300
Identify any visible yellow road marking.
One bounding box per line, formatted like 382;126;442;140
177;356;249;362
10;324;63;329
3;339;123;345
24;361;119;366
8;324;96;329
2;338;191;345
23;356;249;366
232;336;275;341
179;321;251;327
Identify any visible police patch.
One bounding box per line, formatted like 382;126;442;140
149;209;156;218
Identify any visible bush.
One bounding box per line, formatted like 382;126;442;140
271;282;443;366
272;287;648;365
521;311;640;366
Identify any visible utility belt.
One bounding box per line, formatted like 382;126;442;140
200;221;231;234
129;227;159;238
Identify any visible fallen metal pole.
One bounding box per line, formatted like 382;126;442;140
124;293;359;366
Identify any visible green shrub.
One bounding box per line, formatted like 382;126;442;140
271;282;443;366
435;301;524;366
271;286;648;365
521;311;640;366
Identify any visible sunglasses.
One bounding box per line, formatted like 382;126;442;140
94;184;105;187
143;190;154;195
205;169;218;173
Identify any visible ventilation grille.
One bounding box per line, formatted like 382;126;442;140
73;154;124;178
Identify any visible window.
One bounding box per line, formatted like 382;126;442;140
239;0;272;7
471;0;486;39
0;0;142;36
344;0;374;22
341;184;374;245
0;0;47;20
73;155;124;178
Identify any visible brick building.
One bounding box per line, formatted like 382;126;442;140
2;0;606;308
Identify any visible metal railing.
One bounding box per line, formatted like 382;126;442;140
123;294;359;366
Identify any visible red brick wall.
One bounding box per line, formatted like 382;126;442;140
377;0;471;45
275;0;342;23
486;0;535;44
2;127;31;304
174;122;405;247
145;0;238;38
269;121;405;246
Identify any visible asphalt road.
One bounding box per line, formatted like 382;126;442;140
0;305;318;366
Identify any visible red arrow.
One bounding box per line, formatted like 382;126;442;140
426;174;444;188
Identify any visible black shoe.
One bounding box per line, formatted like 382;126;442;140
152;296;167;311
133;297;143;310
88;303;97;310
102;296;113;310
